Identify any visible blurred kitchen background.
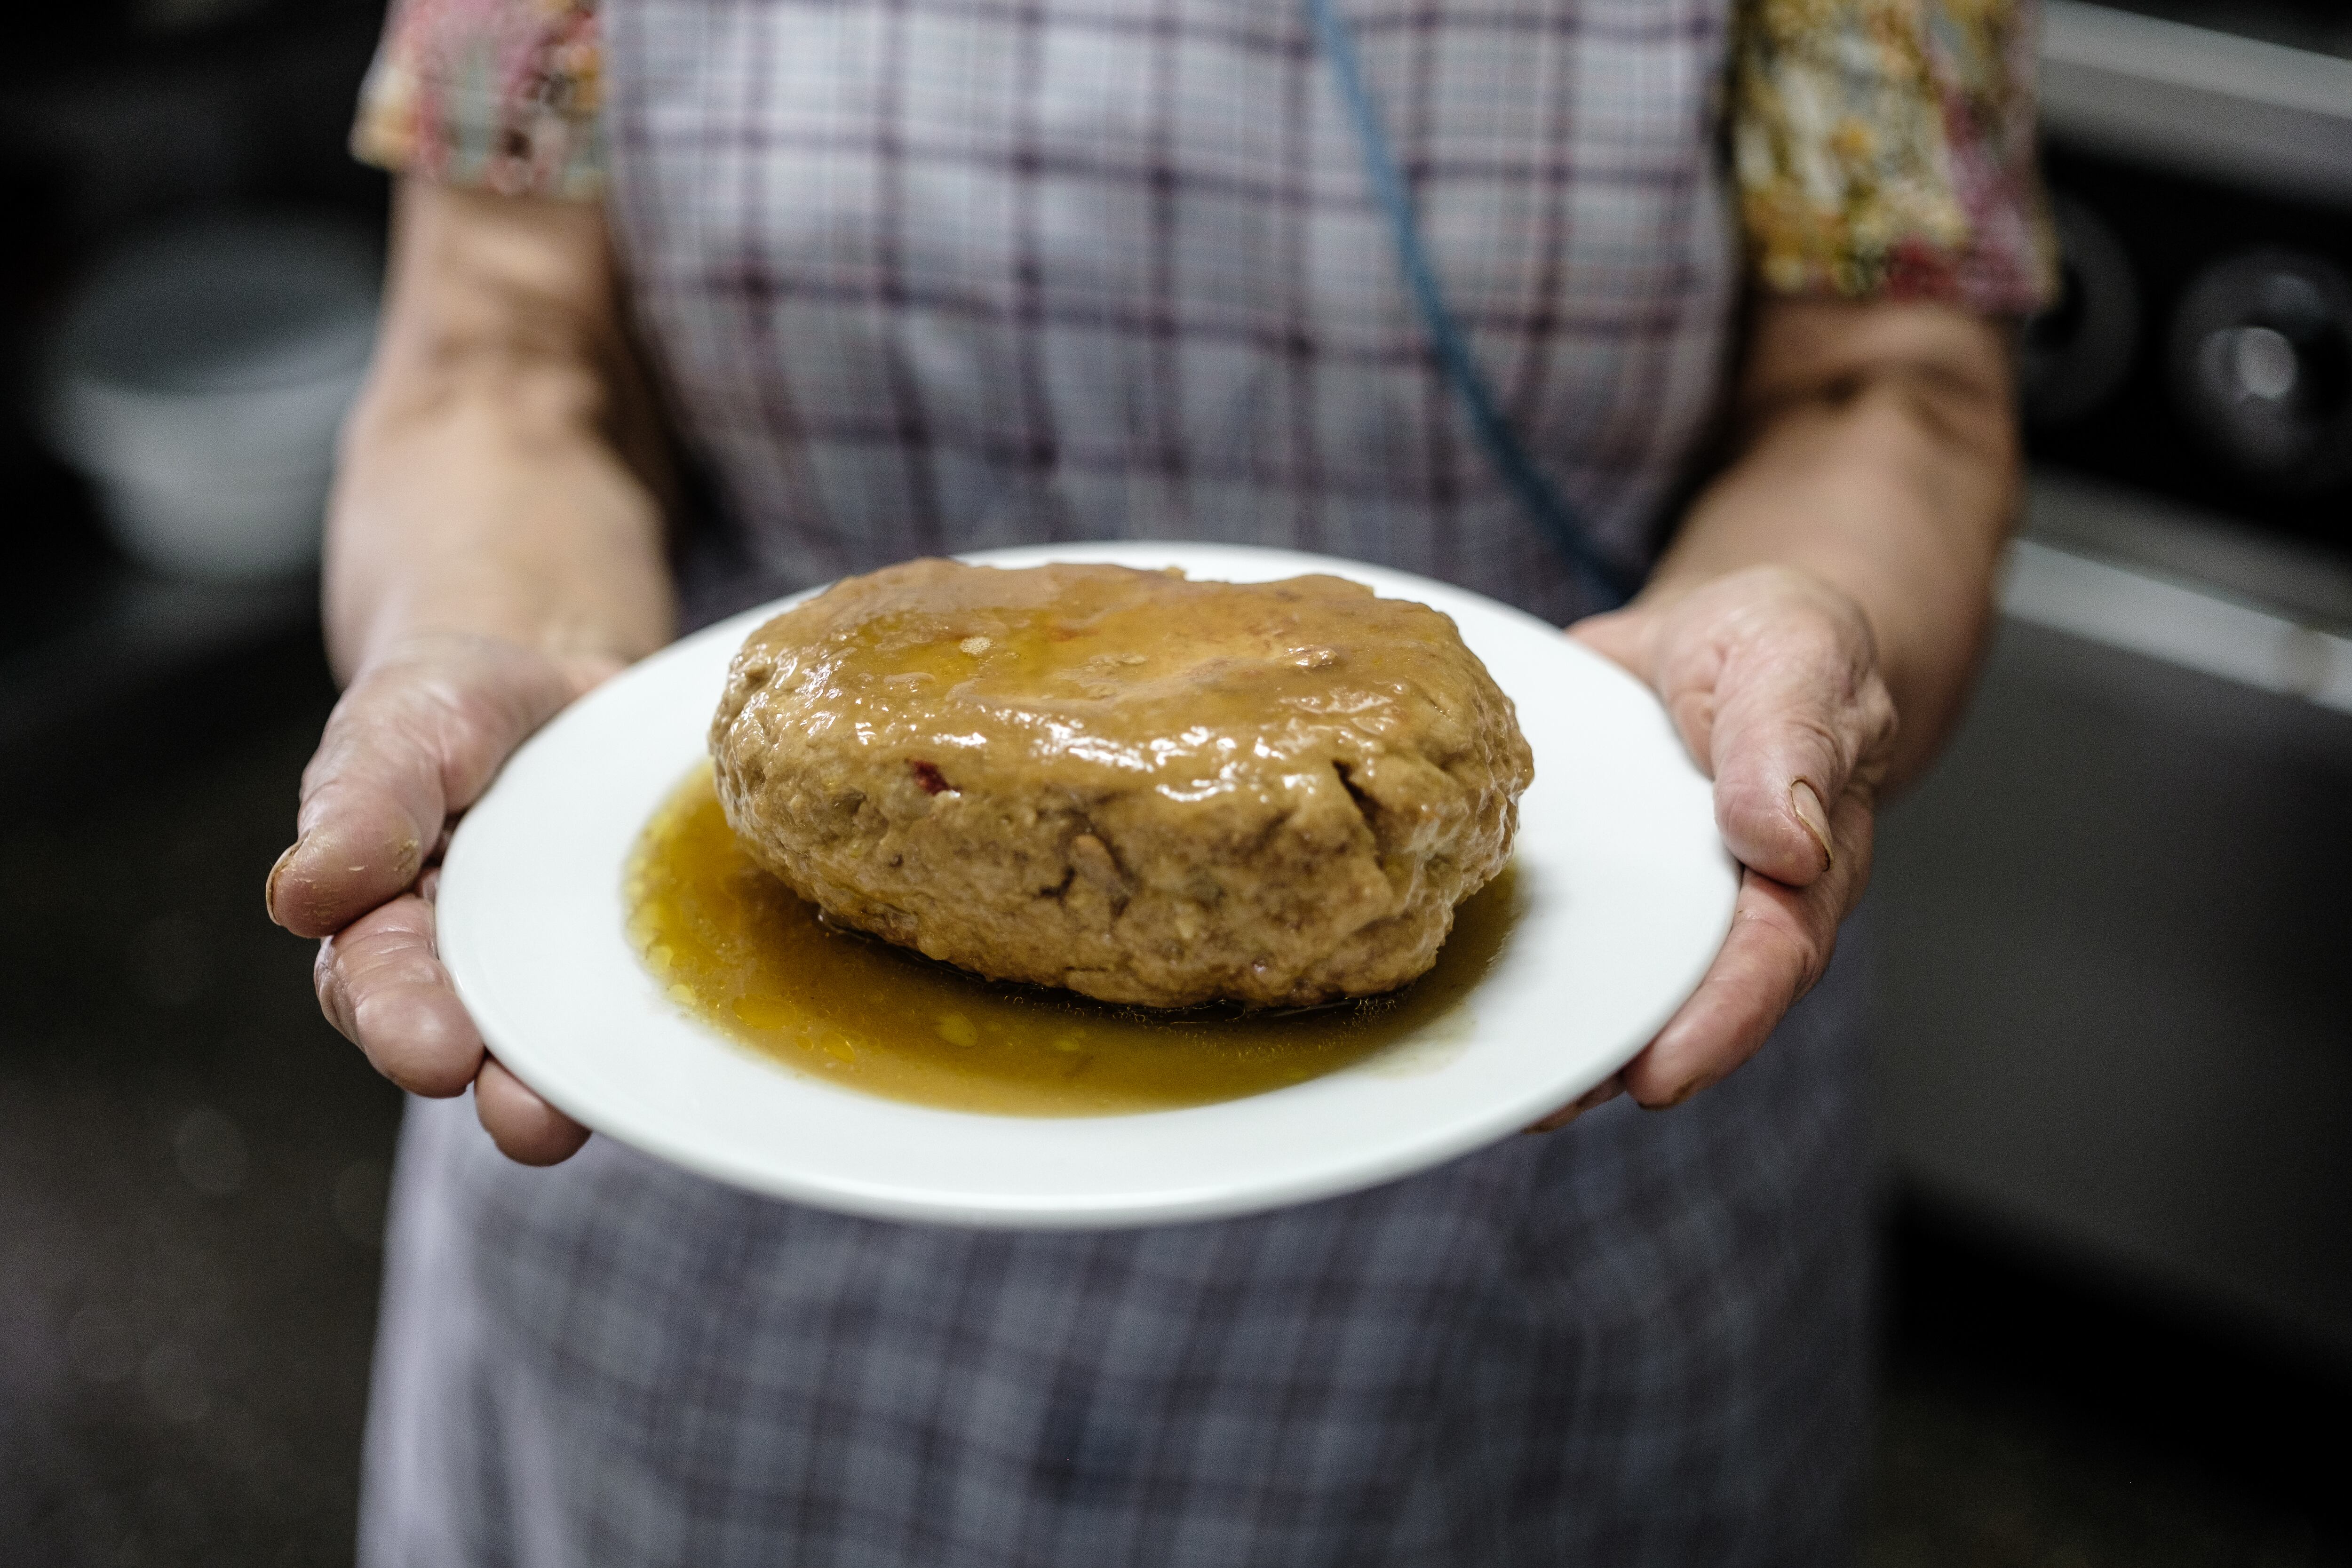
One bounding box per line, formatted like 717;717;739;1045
0;0;2345;1562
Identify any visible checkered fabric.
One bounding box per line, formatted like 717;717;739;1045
362;3;1883;1563
609;0;1740;628
365;955;1872;1567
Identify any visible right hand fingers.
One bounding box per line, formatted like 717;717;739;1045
317;881;592;1163
476;1058;593;1166
315;886;484;1097
280;632;613;1166
265;635;599;939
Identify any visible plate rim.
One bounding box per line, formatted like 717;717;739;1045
437;541;1737;1228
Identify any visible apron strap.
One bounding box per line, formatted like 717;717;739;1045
1306;0;1639;609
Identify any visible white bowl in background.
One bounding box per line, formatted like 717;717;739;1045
42;215;381;581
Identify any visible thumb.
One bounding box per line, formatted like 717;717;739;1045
1702;607;1893;887
267;636;603;939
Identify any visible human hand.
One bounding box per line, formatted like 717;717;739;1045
266;634;618;1164
1529;565;1897;1130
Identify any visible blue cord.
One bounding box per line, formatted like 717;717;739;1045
1303;0;1637;608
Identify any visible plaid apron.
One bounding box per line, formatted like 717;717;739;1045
363;2;1876;1562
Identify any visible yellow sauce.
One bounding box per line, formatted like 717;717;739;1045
624;765;1518;1115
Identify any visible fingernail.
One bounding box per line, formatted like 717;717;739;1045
264;836;307;924
1790;780;1834;872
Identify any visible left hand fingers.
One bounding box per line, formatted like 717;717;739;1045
1534;568;1893;1130
1621;774;1873;1108
1524;772;1872;1129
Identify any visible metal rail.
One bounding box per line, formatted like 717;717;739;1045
2040;1;2352;205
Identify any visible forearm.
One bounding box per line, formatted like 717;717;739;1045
1643;299;2021;787
326;181;676;683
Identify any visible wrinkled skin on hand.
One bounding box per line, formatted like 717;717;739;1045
1528;564;1897;1130
269;568;1899;1163
266;633;609;1164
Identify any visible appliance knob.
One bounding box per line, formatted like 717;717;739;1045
2021;195;2140;428
2168;250;2352;494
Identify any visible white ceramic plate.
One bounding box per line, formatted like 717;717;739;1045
437;542;1736;1229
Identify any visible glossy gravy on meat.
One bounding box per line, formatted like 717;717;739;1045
625;766;1518;1115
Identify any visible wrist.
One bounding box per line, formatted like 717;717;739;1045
349;628;626;700
324;410;675;685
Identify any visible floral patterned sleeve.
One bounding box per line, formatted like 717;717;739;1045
351;0;604;200
1732;0;2058;314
